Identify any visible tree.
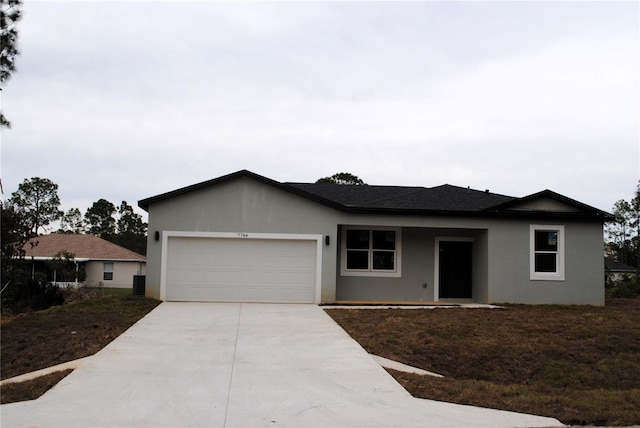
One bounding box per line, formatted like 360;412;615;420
1;0;23;128
84;199;116;239
58;208;84;234
605;181;640;268
631;182;640;268
46;250;80;283
0;199;31;291
84;199;147;254
114;201;147;255
316;172;366;185
8;177;63;236
606;200;632;262
1;193;66;312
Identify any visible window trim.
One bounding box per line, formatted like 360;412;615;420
103;262;114;281
340;226;401;277
530;225;565;281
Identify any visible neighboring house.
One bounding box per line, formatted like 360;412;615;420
605;258;637;283
22;234;146;288
138;170;612;305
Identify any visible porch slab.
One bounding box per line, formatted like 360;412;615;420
323;303;503;309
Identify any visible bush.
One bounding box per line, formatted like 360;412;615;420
605;274;640;298
2;279;65;312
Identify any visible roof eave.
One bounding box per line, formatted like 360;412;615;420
138;170;348;212
22;256;145;262
138;171;613;223
342;206;611;221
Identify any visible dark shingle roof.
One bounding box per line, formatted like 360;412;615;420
286;183;515;212
605;258;637;273
138;170;612;221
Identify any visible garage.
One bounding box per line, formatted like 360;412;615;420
163;234;320;303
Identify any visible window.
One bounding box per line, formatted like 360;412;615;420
103;263;114;281
530;225;564;281
341;227;401;277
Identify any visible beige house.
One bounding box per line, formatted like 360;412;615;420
23;234;146;288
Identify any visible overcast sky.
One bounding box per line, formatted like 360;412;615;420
1;0;638;222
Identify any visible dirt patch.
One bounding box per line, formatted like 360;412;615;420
325;299;640;426
1;370;73;404
1;295;160;380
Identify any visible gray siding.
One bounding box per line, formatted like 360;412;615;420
487;220;605;305
336;227;435;302
144;177;605;305
145;177;341;302
336;227;488;302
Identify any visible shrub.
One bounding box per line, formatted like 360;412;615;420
605;274;640;299
2;279;65;312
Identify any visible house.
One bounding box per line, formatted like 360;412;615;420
605;257;637;283
138;170;612;305
22;234;146;288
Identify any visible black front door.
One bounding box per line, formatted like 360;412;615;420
439;241;473;299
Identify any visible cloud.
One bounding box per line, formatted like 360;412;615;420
2;1;638;217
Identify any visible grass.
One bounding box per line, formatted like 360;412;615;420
1;370;72;404
64;285;136;300
325;299;640;426
95;287;134;297
1;289;160;403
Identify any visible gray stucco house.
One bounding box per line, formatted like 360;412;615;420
138;170;611;305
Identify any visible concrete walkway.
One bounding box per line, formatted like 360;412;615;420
0;303;563;427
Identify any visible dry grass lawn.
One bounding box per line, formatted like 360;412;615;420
1;370;72;404
325;299;640;426
1;292;160;404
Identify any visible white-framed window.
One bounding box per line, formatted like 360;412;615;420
103;263;114;281
341;227;401;277
530;225;565;281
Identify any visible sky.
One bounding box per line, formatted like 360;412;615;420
1;0;638;223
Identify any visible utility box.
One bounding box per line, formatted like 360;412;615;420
132;275;146;296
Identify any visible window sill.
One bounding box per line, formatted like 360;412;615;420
530;274;565;281
341;270;401;278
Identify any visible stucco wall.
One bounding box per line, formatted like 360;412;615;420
85;261;146;288
338;217;605;305
145;177;341;302
486;220;605;305
335;227;432;302
143;177;605;305
335;227;489;302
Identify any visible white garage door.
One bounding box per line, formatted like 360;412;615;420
165;236;318;303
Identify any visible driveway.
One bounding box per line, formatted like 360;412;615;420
1;303;563;427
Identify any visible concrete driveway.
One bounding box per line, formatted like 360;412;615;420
1;303;563;427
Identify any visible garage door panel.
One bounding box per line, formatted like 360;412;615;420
166;282;315;303
166;236;317;303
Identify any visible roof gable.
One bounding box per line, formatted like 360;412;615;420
503;197;581;212
489;190;612;219
23;234;146;261
138;170;344;212
138;170;611;221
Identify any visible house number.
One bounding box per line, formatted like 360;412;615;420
237;233;249;238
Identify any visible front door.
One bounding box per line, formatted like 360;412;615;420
438;241;473;299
